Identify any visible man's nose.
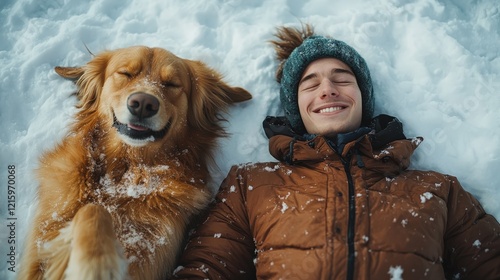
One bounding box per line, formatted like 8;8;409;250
319;79;338;98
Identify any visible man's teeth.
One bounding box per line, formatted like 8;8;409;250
319;107;342;113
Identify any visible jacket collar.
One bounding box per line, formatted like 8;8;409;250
264;115;421;171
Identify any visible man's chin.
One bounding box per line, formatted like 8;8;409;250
309;123;362;138
304;112;362;135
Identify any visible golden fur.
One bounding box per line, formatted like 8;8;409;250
18;46;251;280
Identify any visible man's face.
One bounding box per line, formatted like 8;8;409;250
298;58;362;137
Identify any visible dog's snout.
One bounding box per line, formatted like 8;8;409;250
127;93;160;119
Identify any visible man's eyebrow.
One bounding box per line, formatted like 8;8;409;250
299;68;355;86
299;72;318;86
331;68;355;76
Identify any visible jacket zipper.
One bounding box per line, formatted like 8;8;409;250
341;154;355;280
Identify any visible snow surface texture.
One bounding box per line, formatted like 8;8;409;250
0;0;499;279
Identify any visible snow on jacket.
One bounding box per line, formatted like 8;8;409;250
173;115;500;280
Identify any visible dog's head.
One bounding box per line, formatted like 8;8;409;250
56;46;251;150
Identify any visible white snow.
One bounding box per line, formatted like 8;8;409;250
420;192;434;203
281;202;289;213
1;1;499;279
388;265;404;280
264;165;280;172
401;219;409;228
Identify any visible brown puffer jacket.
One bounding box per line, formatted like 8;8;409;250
173;117;500;280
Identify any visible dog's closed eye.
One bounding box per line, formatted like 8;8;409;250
162;81;180;88
117;71;133;78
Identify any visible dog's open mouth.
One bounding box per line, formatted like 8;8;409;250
113;115;171;141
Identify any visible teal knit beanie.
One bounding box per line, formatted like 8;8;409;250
280;35;374;135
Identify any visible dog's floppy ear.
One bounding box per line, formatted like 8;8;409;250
55;66;84;82
214;79;252;104
186;60;252;134
55;52;111;112
224;85;253;103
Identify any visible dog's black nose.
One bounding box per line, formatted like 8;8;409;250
127;93;160;119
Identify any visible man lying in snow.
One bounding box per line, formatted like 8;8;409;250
172;23;500;280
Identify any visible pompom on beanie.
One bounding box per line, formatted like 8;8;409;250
280;35;374;135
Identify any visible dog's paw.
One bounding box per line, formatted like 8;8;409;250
64;204;129;280
65;243;128;280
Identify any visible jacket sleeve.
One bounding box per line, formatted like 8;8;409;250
443;176;500;279
172;166;256;280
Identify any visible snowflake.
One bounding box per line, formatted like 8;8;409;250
388;266;403;280
420;192;433;203
281;202;289;213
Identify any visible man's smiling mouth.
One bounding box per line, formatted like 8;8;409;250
318;106;344;114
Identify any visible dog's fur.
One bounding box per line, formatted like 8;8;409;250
18;46;251;280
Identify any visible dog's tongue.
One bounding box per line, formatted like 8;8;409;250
128;123;149;131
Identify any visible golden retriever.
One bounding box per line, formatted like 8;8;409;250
18;46;252;280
